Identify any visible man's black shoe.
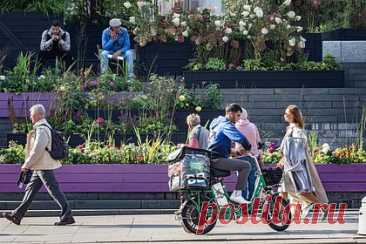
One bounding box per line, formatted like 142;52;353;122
54;217;75;226
2;212;21;225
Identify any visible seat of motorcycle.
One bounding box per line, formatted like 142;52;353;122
210;167;231;177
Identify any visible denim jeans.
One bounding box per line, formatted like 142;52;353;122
100;49;135;78
238;156;258;200
12;170;73;221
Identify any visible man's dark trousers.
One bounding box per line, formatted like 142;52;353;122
12;170;72;221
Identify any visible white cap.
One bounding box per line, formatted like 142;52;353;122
109;18;121;27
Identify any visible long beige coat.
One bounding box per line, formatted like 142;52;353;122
280;124;328;204
22;119;61;170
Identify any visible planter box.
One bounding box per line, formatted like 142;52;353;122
136;41;194;77
0;92;138;118
303;33;322;62
322;28;366;41
184;70;345;88
0;163;365;193
0;92;55;118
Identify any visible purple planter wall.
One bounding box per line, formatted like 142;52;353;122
0;92;55;118
0;92;137;118
0;164;365;193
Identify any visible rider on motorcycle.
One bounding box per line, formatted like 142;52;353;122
208;103;252;204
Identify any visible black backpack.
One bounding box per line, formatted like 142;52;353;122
38;124;69;160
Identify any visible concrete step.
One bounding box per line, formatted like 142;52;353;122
0;200;180;211
0;209;360;219
0;209;176;217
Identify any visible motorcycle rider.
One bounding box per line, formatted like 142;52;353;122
208;103;252;204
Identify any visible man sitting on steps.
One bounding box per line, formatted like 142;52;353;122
39;20;72;68
100;18;135;78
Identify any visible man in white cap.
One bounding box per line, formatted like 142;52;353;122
100;18;134;78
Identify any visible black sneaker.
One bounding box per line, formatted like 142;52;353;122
54;217;75;226
2;212;21;225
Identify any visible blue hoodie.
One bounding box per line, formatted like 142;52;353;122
102;27;130;53
208;116;251;158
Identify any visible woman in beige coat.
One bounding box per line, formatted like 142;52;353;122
278;105;328;219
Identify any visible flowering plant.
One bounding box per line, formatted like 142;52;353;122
313;144;366;164
263;142;282;164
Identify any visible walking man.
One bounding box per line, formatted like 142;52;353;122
2;104;75;225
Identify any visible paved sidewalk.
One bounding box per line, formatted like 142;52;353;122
0;214;366;244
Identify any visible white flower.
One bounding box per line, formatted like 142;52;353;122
296;26;303;32
173;13;180;18
254;7;263;18
289;37;296;47
129;16;136;24
295;15;302;21
195;106;202;112
275;17;282;24
298;40;306;49
243;5;251;11
59;85;66;92
242;11;250;17
123;1;132;9
181;21;187;27
137;1;145;8
247;35;252;39
0;75;5;80
286;24;292;29
282;0;292;6
151;27;157;36
38;75;45;80
225;27;232;34
179;95;186;101
321;143;331;154
229;12;236;17
214;20;222;27
270;24;276;30
133;27;139;35
172;17;180;26
243;30;249;35
287;11;296;19
182;30;189;37
222;36;229;42
239;20;246;26
261;27;269;35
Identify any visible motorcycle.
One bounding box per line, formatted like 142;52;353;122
168;147;290;235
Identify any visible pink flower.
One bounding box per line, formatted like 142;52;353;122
176;35;185;43
96;117;105;125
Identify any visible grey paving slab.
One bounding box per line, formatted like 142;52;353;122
0;214;365;243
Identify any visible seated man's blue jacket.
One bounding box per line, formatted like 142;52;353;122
208;116;251;158
102;27;130;53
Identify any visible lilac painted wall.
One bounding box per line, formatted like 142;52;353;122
0;164;365;193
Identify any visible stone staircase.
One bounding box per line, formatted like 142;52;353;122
195;87;366;147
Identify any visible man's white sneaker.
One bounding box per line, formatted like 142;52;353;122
230;191;251;204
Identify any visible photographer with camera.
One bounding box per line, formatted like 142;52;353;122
39;20;71;68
